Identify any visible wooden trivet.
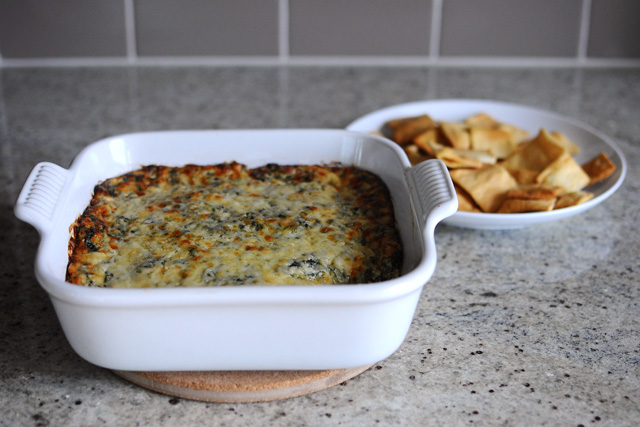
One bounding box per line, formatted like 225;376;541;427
113;365;373;403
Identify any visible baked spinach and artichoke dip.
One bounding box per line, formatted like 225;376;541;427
66;162;403;287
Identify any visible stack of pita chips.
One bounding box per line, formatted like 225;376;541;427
385;113;616;213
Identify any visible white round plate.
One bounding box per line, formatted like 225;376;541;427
347;99;627;229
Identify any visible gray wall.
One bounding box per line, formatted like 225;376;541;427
1;0;639;66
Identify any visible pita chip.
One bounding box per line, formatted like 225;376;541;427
497;197;556;213
387;114;437;145
502;128;566;175
450;164;518;212
582;152;616;185
537;152;591;192
441;121;471;150
550;132;580;155
554;191;595;209
470;128;517;159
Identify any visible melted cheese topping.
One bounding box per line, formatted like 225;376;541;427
66;163;402;287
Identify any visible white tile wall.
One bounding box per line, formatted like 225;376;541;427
0;0;639;67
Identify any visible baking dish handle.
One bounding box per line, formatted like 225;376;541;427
14;162;69;236
406;159;458;233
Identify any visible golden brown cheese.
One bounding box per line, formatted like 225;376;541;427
66;162;402;287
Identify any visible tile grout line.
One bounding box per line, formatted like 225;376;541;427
429;0;443;60
577;0;592;63
426;0;441;101
124;0;138;62
1;56;640;68
279;0;289;62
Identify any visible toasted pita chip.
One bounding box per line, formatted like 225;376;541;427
470;128;517;159
413;128;443;155
506;168;539;185
435;148;483;169
441;122;471;150
508;137;534;156
502;128;566;174
428;141;496;169
385;111;603;215
498;124;529;144
387;114;437;145
455;185;482;212
451;148;496;165
497;197;556;213
554;191;594;209
450;164;518;213
465;112;500;128
582;152;616;185
386;116;418;130
537;152;591;192
550;132;580;154
403;144;433;166
506;185;563;200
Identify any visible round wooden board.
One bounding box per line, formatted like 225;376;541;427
113;365;373;403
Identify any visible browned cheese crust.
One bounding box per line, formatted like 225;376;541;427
66;162;403;287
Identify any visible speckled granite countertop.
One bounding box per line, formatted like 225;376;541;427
1;66;638;426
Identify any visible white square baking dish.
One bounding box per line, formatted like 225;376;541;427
15;129;457;371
